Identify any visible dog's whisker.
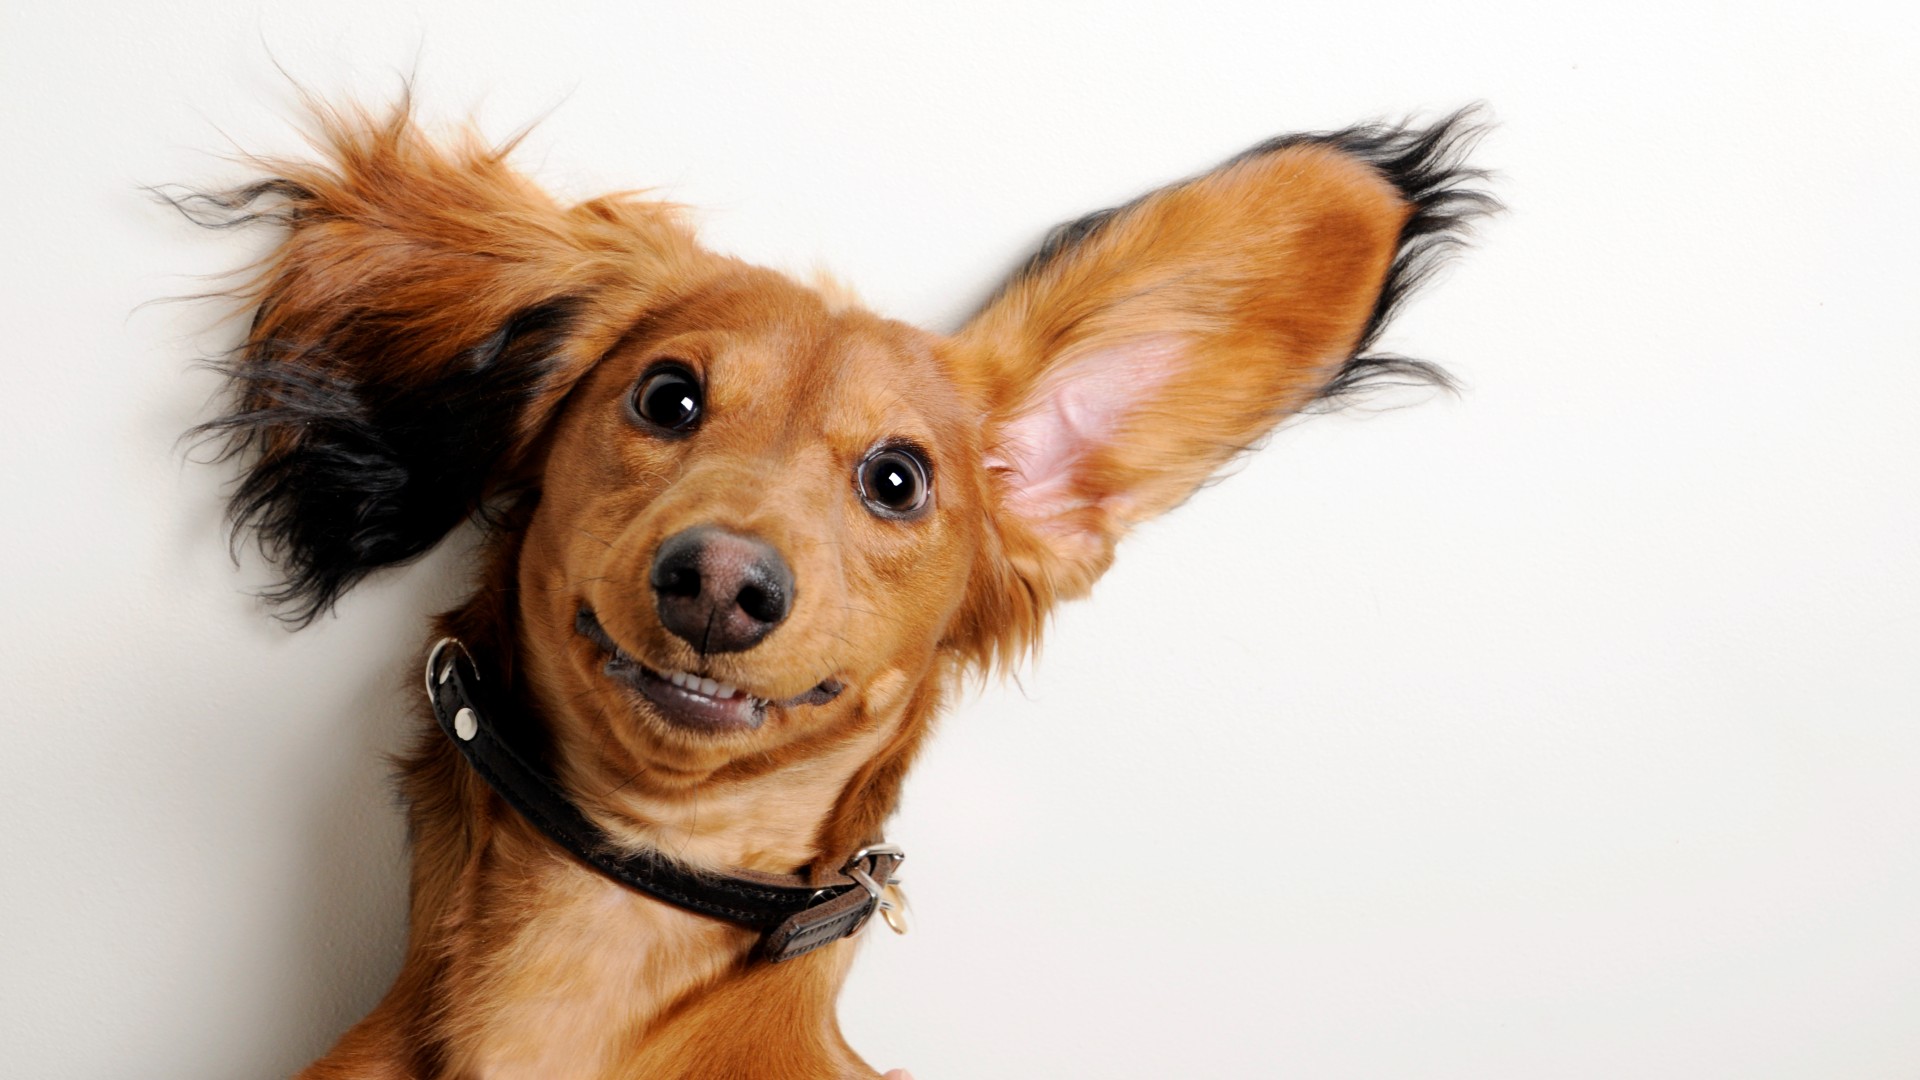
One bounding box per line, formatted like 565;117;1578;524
601;768;644;800
532;574;609;594
669;792;698;864
575;527;617;550
837;603;905;626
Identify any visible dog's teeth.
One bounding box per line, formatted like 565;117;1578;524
656;668;748;701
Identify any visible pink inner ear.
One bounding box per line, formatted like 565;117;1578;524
986;334;1188;533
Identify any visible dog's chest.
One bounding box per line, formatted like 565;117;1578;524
448;864;747;1079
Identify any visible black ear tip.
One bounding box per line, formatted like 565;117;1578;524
194;298;579;624
258;575;343;630
154;177;316;232
208;423;420;627
1294;107;1500;407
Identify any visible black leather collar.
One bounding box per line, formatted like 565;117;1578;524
424;638;904;963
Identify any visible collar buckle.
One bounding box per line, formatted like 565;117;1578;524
842;844;907;937
760;844;908;962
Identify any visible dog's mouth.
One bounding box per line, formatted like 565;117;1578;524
574;606;843;734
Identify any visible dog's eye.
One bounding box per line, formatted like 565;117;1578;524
858;446;932;519
630;363;703;435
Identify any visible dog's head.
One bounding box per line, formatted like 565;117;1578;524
192;105;1488;864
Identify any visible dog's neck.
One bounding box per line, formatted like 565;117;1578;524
558;711;904;876
409;617;925;1078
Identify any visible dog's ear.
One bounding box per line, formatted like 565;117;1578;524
182;105;711;624
948;114;1492;661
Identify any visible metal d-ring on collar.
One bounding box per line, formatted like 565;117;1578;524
421;636;908;963
425;636;479;740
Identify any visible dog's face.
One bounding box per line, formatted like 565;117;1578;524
519;270;984;781
196;106;1487;844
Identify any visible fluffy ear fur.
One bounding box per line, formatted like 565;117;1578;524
949;112;1494;661
178;104;713;623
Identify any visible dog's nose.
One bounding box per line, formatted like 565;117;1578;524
649;526;794;654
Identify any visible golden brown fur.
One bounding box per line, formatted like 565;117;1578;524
187;102;1488;1079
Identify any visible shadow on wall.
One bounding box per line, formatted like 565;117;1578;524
178;473;479;1073
236;551;476;1076
284;647;415;1065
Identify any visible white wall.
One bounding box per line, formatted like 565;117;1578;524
3;2;1916;1077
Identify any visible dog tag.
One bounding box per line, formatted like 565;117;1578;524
879;882;909;935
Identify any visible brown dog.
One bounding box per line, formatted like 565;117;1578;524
185;101;1489;1078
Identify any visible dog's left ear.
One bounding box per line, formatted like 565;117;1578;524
185;105;711;624
948;116;1491;657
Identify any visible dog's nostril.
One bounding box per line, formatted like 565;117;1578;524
736;583;786;625
649;530;709;600
657;565;702;599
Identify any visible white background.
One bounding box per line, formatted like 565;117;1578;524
3;2;1916;1077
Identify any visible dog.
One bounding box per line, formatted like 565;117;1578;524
183;100;1490;1079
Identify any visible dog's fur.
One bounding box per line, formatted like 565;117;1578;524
184;101;1490;1079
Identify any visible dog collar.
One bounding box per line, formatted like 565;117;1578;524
424;637;905;963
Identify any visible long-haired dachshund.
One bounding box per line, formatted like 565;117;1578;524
183;100;1490;1078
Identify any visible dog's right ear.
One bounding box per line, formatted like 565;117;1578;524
177;104;711;624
